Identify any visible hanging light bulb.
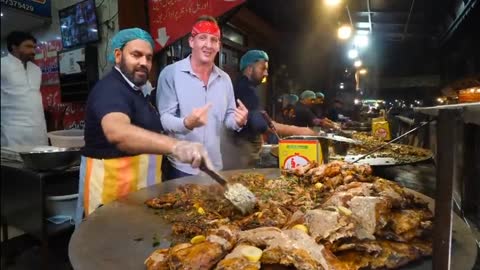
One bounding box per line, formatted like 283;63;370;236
337;25;352;40
348;49;358;59
354;35;369;48
354;60;362;67
325;0;341;6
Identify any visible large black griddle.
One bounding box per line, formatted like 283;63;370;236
68;169;477;270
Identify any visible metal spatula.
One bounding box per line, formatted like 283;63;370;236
199;162;257;214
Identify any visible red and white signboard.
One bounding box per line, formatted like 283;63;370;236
148;0;245;51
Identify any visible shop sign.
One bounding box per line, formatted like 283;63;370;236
148;0;245;51
1;0;51;18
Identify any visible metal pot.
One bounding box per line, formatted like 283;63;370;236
19;147;81;171
332;141;350;155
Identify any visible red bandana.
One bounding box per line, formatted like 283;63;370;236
191;21;221;38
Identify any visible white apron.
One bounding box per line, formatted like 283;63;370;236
1;53;48;147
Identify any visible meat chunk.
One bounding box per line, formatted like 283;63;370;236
206;225;239;251
377;209;433;242
238;227;287;247
239;227;345;270
323;182;374;207
348;196;390;239
337;240;432;269
304;209;355;243
215;245;261;270
145;248;170;270
168;241;225;270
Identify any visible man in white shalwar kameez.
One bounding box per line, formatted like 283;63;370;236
1;31;48;147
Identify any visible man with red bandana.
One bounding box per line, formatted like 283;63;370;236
157;15;249;180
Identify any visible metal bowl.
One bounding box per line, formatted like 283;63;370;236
332;141;350;155
19;147;81;171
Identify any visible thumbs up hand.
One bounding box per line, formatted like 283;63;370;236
234;99;248;127
184;103;212;130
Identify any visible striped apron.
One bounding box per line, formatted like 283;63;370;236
75;154;162;226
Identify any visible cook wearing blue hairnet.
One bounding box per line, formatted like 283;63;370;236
108;28;155;87
228;50;315;169
108;28;154;62
76;28;212;224
291;90;337;129
313;91;326;118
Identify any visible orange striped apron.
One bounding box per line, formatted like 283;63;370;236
76;154;162;220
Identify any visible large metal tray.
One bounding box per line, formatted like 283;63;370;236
69;169;477;270
342;153;434;166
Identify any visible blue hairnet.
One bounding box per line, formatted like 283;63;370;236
300;90;316;100
108;28;155;63
315;92;325;99
287;94;299;105
240;50;269;71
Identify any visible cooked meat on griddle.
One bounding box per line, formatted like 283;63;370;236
144;248;169;270
145;161;433;270
304;209;356;243
167;241;225;270
349;132;433;163
238;227;346;270
145;226;239;270
337;240;432;270
215;245;261;270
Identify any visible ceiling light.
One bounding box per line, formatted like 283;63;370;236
339;84;345;89
354;35;369;48
325;0;341;6
348;49;358;59
337;25;352;40
1;12;3;17
357;22;370;29
356;30;370;35
354;60;362;67
359;68;367;74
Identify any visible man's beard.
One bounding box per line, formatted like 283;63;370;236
20;53;35;63
119;57;149;87
251;75;263;86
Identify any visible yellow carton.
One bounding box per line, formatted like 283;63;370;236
278;139;323;169
372;121;391;141
372;116;385;123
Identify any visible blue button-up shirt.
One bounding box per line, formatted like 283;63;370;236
157;56;240;174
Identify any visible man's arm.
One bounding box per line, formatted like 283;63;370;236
156;66;191;134
101;112;211;168
273;121;316;136
224;81;243;131
102;112;176;155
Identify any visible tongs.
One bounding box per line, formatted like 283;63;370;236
199;161;257;214
260;111;281;141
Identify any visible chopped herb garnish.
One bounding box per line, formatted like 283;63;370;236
152;234;160;247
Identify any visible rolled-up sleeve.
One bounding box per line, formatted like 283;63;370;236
156;66;191;134
224;80;242;131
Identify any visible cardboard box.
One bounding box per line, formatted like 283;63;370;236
372;121;391;141
278;139;324;169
